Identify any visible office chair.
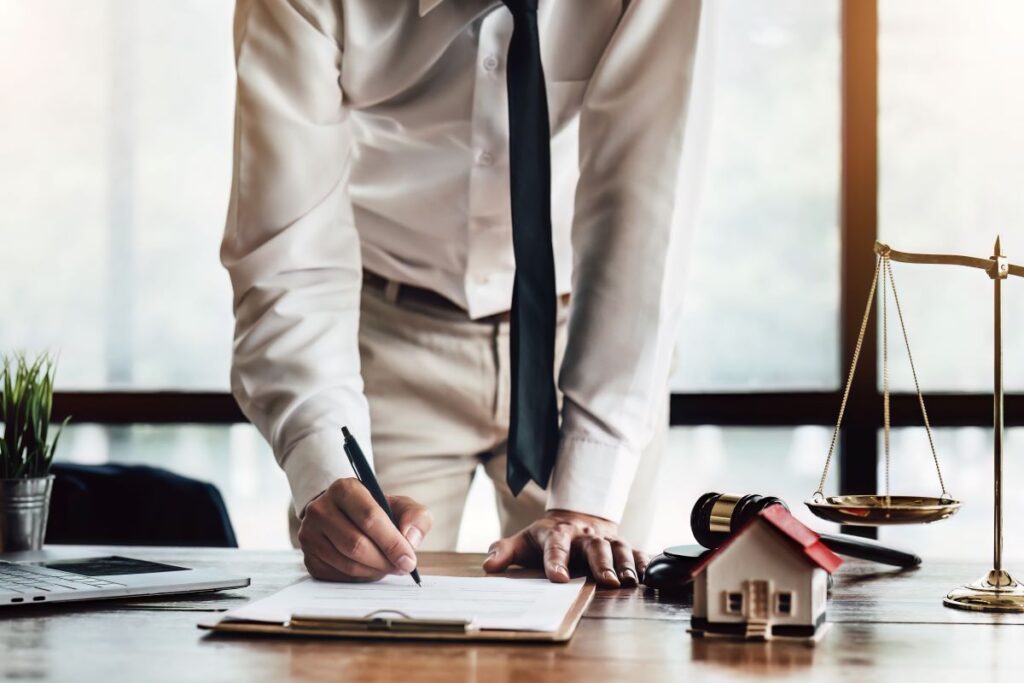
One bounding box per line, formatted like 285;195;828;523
46;463;239;548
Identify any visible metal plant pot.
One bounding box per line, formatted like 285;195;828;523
0;475;54;552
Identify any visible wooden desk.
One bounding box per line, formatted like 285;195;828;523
2;548;1022;681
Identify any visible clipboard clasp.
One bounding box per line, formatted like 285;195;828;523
288;609;476;634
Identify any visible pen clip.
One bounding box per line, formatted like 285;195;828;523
341;427;362;483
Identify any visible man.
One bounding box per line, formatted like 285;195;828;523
222;0;703;586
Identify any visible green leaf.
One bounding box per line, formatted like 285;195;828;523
0;350;66;479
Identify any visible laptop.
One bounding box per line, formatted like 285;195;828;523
0;548;250;607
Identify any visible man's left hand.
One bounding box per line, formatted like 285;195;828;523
482;510;647;588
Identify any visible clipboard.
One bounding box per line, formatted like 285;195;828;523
199;581;595;643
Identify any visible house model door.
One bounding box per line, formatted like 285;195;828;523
747;580;770;621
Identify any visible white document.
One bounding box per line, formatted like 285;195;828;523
224;575;586;632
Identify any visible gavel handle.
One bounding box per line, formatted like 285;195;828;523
819;532;921;568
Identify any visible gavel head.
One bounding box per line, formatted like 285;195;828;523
690;492;789;549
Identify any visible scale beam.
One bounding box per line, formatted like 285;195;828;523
875;240;1023;279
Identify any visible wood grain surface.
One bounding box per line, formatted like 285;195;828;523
2;547;1022;682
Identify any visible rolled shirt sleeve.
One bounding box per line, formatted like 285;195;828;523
221;0;367;516
549;0;706;522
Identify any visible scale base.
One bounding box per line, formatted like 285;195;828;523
944;570;1024;613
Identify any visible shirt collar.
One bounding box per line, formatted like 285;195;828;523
419;0;445;16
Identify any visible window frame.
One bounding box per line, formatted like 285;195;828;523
47;1;1023;541
776;591;794;616
725;591;744;615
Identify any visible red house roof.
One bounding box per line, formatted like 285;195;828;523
691;504;843;577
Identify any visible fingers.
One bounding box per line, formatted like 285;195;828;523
299;491;384;581
300;530;387;582
483;533;534;573
611;540;638;587
541;524;572;583
328;479;418;574
305;553;383;583
389;495;433;550
482;536;516;573
577;535;620;588
481;513;644;590
633;549;650;584
318;508;393;574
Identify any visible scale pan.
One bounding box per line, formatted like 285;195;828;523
805;495;961;526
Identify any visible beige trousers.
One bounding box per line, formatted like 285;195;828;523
290;285;668;552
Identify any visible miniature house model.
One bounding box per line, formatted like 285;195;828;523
690;505;843;641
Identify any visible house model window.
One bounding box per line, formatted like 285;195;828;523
776;592;794;615
726;592;743;614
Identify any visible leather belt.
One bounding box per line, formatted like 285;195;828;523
363;271;569;324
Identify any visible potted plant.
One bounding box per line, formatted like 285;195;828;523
0;352;68;552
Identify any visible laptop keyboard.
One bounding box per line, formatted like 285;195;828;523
0;561;126;595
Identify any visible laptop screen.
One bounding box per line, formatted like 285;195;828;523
38;556;189;577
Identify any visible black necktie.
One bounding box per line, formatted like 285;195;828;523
502;0;560;496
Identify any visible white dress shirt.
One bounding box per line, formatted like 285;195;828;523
222;0;705;522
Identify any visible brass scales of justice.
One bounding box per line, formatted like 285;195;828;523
805;237;1024;612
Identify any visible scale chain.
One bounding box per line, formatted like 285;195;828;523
816;253;951;500
883;256;891;501
885;257;949;498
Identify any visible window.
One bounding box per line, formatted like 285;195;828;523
672;0;841;392
0;1;236;390
776;591;794;615
726;592;744;614
879;0;1024;392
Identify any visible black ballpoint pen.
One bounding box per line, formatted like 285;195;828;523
341;427;422;586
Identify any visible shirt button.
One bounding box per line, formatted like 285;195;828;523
483;55;500;72
476;150;494;167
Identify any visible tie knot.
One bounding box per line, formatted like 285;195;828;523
502;0;538;15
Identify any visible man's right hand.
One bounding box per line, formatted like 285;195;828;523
297;477;433;581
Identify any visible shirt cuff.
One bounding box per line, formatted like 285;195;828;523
282;429;366;517
546;435;640;524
